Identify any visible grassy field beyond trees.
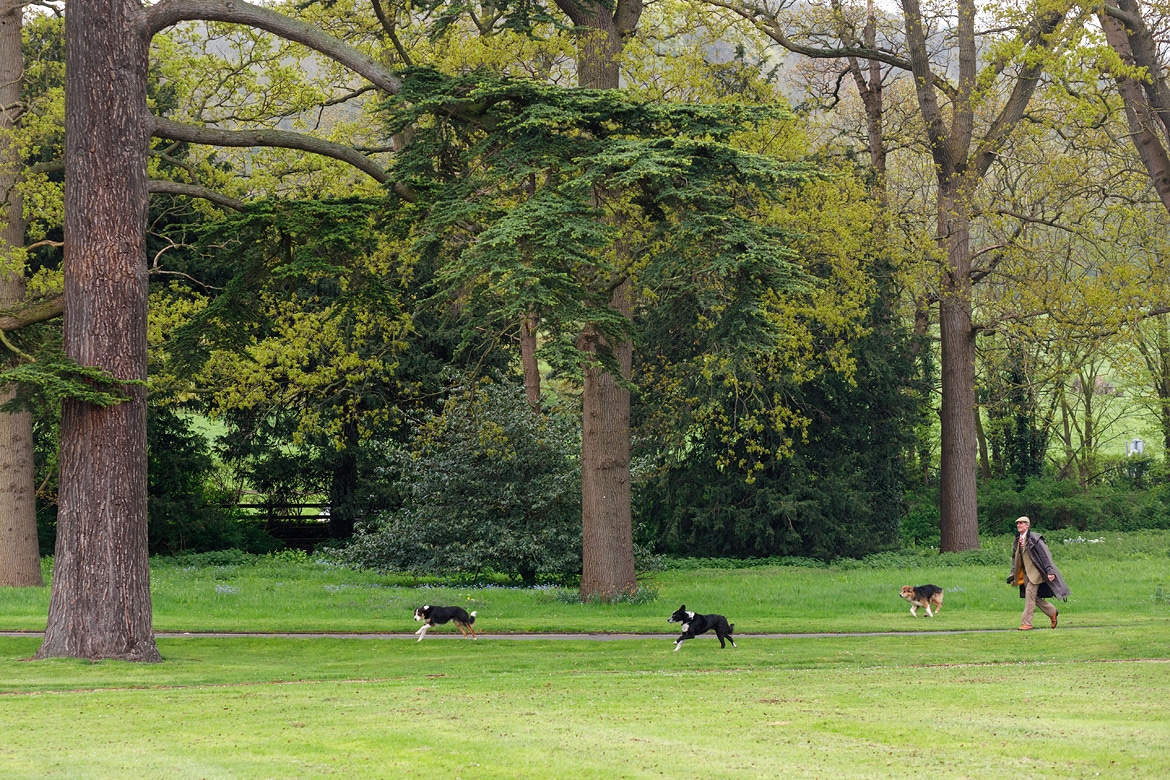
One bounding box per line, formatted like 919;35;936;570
1;532;1168;777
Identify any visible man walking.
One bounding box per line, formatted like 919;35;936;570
1008;516;1069;630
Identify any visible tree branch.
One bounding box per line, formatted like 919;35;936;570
148;179;247;211
371;0;413;67
322;84;378;107
1114;0;1170;143
971;5;1070;179
0;295;64;332
703;0;957;100
900;0;954;178
152;114;389;183
145;0;403;94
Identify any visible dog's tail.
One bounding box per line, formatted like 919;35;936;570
468;611;477;624
728;624;735;634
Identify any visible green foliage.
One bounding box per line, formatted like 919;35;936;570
547;583;661;605
899;490;942;547
661;555;827;570
1;333;143;556
979;337;1049;484
0;338;136;414
147;408;281;555
168;198;395;377
834;546;1006;570
384;68;816;379
636;253;923;561
337;383;582;584
157;197;499;540
32;406;282;556
976;476;1170;534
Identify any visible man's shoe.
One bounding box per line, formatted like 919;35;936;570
1018;624;1034;631
1050;611;1058;629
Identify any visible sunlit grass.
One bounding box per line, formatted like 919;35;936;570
1;530;1167;634
1;531;1168;777
0;628;1167;778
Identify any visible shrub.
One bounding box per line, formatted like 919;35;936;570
337;383;582;584
896;478;1170;541
899;489;941;547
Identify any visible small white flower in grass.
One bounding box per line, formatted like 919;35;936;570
214;585;238;595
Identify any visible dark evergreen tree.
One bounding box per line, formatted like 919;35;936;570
635;256;923;560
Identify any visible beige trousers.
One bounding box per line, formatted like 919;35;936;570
1021;581;1058;626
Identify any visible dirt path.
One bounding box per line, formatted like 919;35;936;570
0;628;1048;640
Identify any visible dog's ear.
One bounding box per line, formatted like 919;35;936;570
679;604;685;610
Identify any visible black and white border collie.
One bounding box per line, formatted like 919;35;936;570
413;605;477;641
667;604;736;651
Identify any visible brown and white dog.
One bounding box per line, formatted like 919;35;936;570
900;584;944;617
413;605;478;640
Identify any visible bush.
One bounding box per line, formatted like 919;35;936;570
899;489;941;547
337;383;582;584
897;477;1170;539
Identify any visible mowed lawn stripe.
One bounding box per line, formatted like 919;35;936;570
0;636;1166;778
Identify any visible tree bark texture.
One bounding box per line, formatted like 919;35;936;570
901;0;980;551
554;0;641;91
552;0;642;599
0;6;43;587
936;190;980;552
520;311;541;409
1098;2;1170;215
37;0;160;661
579;281;636;599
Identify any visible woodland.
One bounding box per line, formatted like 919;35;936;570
4;0;1170;661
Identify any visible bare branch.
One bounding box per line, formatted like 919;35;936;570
704;0;957;100
148;179;246;211
145;0;403;94
371;0;413;67
0;295;63;332
322;84;377;107
152;114;389;183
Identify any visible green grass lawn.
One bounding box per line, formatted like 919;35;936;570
1;531;1168;777
5;531;1169;634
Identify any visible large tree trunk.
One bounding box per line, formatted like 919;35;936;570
0;391;41;587
553;0;642;599
0;6;43;588
579;282;636;599
936;190;980;552
37;0;159;661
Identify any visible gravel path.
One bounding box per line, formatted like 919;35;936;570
0;628;1029;640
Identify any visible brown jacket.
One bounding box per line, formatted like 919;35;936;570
1008;531;1070;601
